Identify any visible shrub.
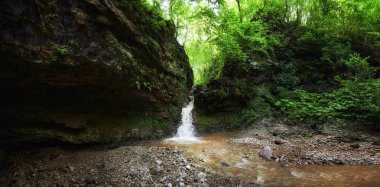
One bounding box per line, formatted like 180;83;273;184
273;61;300;91
342;53;378;80
275;79;380;124
241;98;272;125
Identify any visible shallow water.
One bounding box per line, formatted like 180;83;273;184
148;133;380;186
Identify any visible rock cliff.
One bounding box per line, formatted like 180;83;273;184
0;0;193;148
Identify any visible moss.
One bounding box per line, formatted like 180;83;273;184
195;112;242;133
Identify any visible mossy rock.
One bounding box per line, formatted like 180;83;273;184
194;112;242;133
0;0;192;147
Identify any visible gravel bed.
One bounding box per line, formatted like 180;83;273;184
0;146;256;186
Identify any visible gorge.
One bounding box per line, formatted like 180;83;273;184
0;0;380;186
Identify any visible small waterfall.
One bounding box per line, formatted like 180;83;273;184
167;97;200;142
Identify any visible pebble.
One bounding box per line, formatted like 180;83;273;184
220;162;229;167
198;172;207;181
68;166;75;172
281;162;289;168
186;165;192;170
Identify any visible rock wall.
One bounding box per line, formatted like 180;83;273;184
0;0;193;148
194;58;275;132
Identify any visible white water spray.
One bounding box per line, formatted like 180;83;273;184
167;97;200;143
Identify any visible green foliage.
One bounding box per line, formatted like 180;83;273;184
241;98;272;125
321;42;352;64
138;0;169;31
275;79;380;124
150;0;380;127
196;113;242;132
273;61;300;90
342;53;378;80
52;44;69;56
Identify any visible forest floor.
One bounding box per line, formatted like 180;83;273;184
1;119;380;186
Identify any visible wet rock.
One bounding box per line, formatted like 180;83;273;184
259;146;273;160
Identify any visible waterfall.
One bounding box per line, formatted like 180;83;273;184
167;97;200;142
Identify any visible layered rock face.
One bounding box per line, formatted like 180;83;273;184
194;59;274;132
0;0;193;147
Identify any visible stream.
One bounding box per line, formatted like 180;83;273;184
148;98;380;186
148;133;380;186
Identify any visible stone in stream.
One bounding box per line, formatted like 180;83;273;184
259;146;273;160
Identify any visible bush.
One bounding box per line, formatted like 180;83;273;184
273;61;300;91
342;53;378;80
241;98;272;125
275;79;380;124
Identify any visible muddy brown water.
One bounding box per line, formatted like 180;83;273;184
146;133;380;187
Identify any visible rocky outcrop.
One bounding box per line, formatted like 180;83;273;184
0;0;193;148
194;58;275;132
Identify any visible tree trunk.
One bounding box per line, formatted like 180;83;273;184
296;0;301;24
236;0;243;23
285;0;289;22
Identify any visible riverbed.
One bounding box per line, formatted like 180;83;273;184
1;132;380;186
152;133;380;186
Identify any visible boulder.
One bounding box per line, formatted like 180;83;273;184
259;146;273;160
